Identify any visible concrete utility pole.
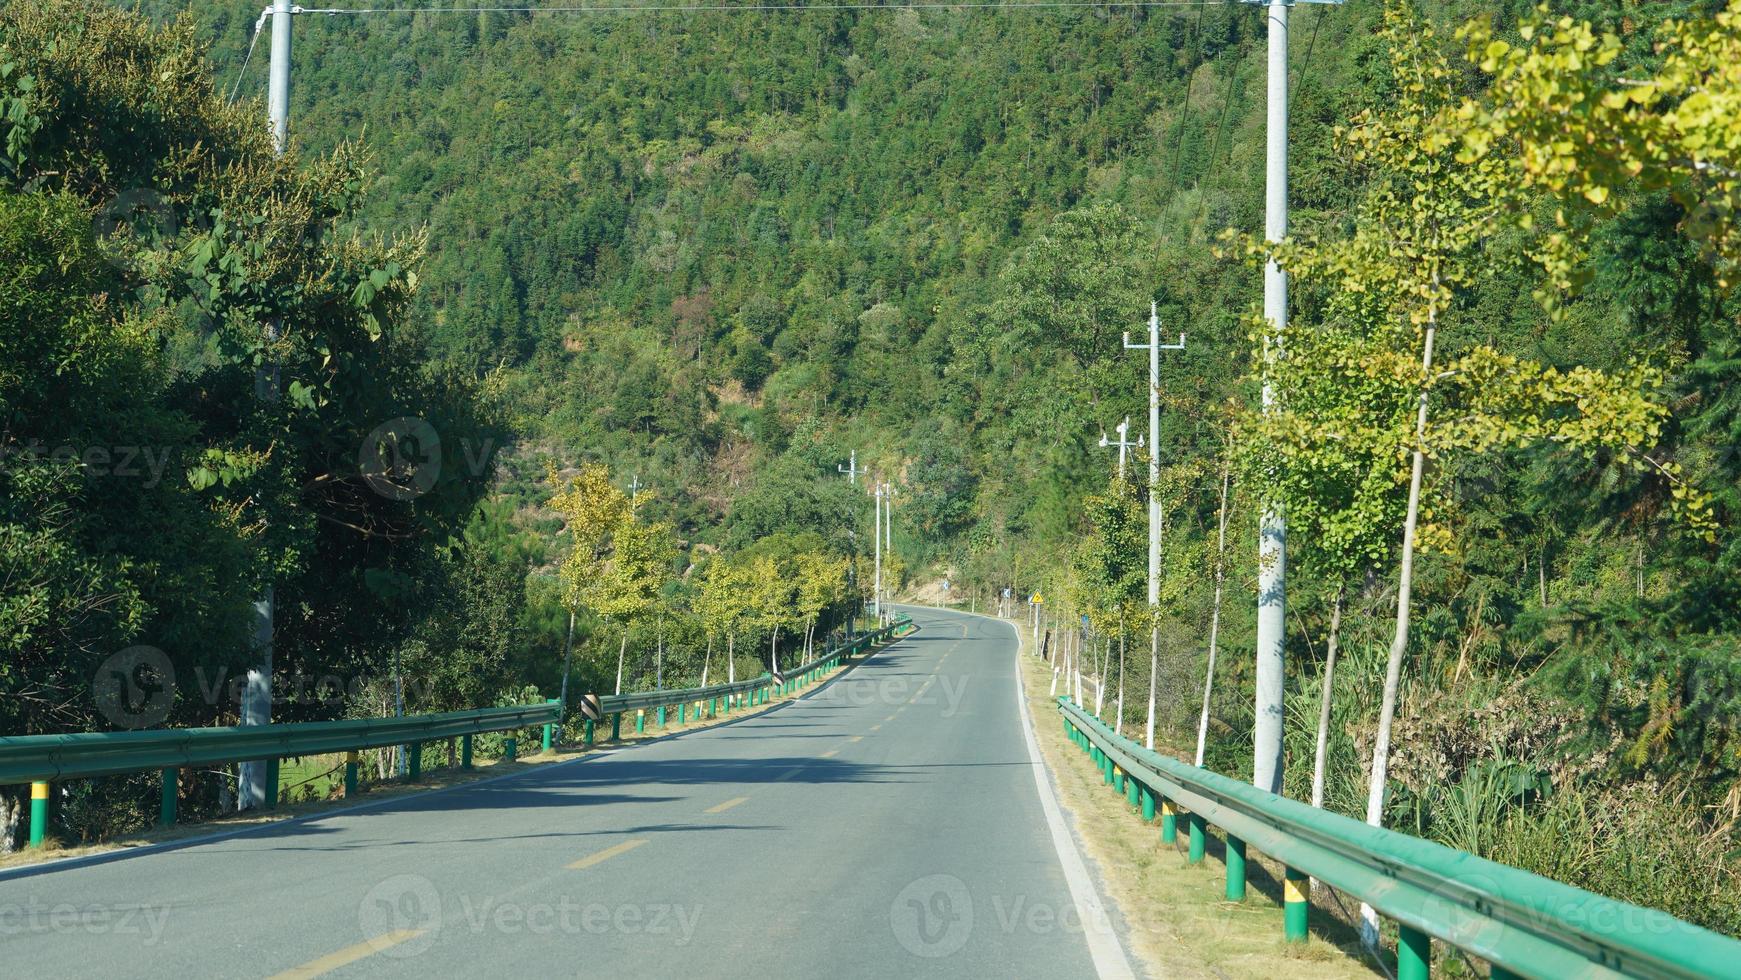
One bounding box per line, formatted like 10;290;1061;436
1097;416;1142;482
1253;0;1291;798
239;0;294;811
1124;303;1184;750
880;483;895;622
837;450;860;485
872;483;884;625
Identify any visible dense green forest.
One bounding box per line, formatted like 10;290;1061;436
4;0;1740;940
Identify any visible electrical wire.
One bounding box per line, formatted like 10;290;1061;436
1163;0;1210;195
227;7;272;102
295;0;1236;14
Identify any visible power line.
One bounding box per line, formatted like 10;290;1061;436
1162;0;1209;195
291;1;1234;14
227;7;271;101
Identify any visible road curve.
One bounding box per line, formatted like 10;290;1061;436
0;605;1129;979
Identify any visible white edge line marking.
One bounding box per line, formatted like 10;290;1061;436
902;603;1137;980
1009;617;1138;980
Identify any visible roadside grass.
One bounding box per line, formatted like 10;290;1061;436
1009;618;1377;980
1;641;884;870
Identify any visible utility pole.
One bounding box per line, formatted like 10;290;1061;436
1253;0;1291;797
839;454;860;636
1124;302;1184;751
1097;416;1142;482
239;0;294;811
872;483;884;625
629;474;640;505
881;483;895;623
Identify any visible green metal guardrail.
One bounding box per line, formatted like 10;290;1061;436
1058;696;1741;979
0;616;916;849
582;617;916;742
2;701;560;847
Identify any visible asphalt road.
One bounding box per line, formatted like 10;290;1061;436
0;605;1131;979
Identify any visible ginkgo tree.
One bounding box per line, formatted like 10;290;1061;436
547;463;630;706
549;465;673;696
1072;476;1146;733
1231;0;1698;945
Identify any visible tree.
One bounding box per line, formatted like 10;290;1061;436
548;463;631;703
1240;0;1691;943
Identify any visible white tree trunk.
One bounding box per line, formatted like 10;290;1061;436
727;633;736;684
1093;635;1106;718
1311;586;1346;810
701;633;712;688
614;629;628;696
1145;624;1159;750
1362;285;1438;946
558;609;576;709
1195;465;1231;768
1115;630;1126;737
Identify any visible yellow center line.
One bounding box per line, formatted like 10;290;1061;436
267;930;425;980
883;713;897;722
820;749;839;758
848;735;863;743
705;796;749;814
869;724;881;731
567;837;649;870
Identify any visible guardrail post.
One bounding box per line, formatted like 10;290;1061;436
1187;813;1206;863
1226;835;1247;901
636;709;645;734
1284;867;1308;942
584;719;595;747
462;734;474;768
680;702;688;724
1488;966;1521;980
1125;774;1139;808
504;736;517;761
160;768;177;827
344;751;359;797
610;713;621;741
658;704;667;727
28;781;48;847
1160;799;1178;843
544;698;559;751
1398;925;1430;980
266;756;280;807
1140;786;1155;821
407;743;421;782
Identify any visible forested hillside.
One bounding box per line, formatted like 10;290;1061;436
6;0;1740;935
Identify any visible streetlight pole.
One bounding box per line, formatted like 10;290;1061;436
1124;302;1184;750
